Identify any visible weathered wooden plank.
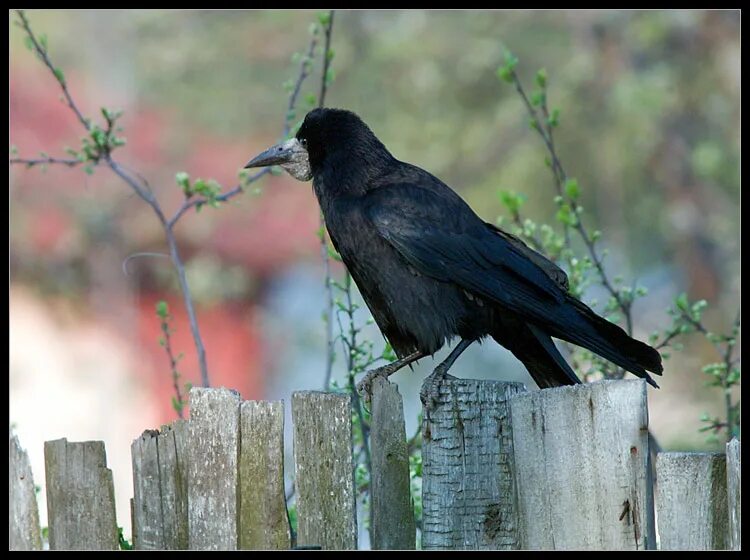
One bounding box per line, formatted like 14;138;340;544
421;378;526;550
44;438;119;550
187;387;241;550
726;439;741;551
131;429;163;549
239;400;291;550
9;431;42;550
292;391;357;550
370;377;415;550
158;420;189;550
130;420;189;550
510;379;655;550
656;452;728;550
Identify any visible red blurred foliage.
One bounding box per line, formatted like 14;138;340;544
137;294;264;419
11;62;321;424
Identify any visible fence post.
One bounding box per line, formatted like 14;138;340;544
509;379;655;550
292;391;357;550
238;400;291;550
187;387;241;550
370;377;416;550
131;420;189;550
421;378;526;550
9;431;42;550
44;438;119;550
656;452;728;550
726;438;741;551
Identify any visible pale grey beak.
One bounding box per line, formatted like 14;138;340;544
244;138;311;181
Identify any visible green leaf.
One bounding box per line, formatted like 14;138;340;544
326;48;336;61
24;36;34;51
118;527;133;551
175;171;191;194
50;66;65;85
499;190;526;214
318;11;331;25
675;292;689;312
503;49;519;70
535;68;547;89
305;92;317;106
156;300;169;319
564;178;580;200
325;67;336;85
496;66;513;83
548;108;560;128
83;165;94;175
39;34;48;50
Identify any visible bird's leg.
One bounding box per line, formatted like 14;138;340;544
420;339;474;412
356;350;425;399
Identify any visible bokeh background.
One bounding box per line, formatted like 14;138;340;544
10;9;740;542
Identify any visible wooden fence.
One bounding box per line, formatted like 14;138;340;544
9;379;742;550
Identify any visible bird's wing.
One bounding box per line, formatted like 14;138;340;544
364;183;566;320
485;223;569;291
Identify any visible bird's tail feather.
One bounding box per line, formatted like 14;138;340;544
492;323;581;389
548;297;663;388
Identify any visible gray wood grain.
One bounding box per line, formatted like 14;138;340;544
44;438;119;550
292;391;357;550
370;377;415;550
239;400;291;550
158;420;189;549
131;420;188;550
9;430;42;550
726;438;741;551
187;387;241;550
510;379;655;550
421;378;527;550
656;452;728;550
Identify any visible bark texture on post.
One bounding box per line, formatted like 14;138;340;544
421;378;526;550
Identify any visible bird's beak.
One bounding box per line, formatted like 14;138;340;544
244;138;303;169
244;137;312;182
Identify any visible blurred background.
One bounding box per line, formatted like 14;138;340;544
10;9;740;542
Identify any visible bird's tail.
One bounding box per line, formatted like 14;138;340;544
492;322;581;389
548;296;663;388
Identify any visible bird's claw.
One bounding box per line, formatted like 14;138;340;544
419;366;456;412
356;365;390;401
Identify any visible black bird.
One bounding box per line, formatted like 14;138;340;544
245;108;663;406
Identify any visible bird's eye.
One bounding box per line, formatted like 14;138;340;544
299;138;308;148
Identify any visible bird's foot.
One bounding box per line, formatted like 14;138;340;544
356;364;395;401
419;365;457;412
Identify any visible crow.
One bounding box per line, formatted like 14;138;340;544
245;108;663;407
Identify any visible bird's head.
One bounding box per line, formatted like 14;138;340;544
244;108;391;183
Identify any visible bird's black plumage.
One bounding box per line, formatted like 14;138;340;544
248;108;663;392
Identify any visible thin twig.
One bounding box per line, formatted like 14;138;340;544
12;11;327;390
10;156;81;167
160;311;186;419
121;252;171;276
16;10;90;130
318;10;336;390
319;11;335;108
511;69;633;336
